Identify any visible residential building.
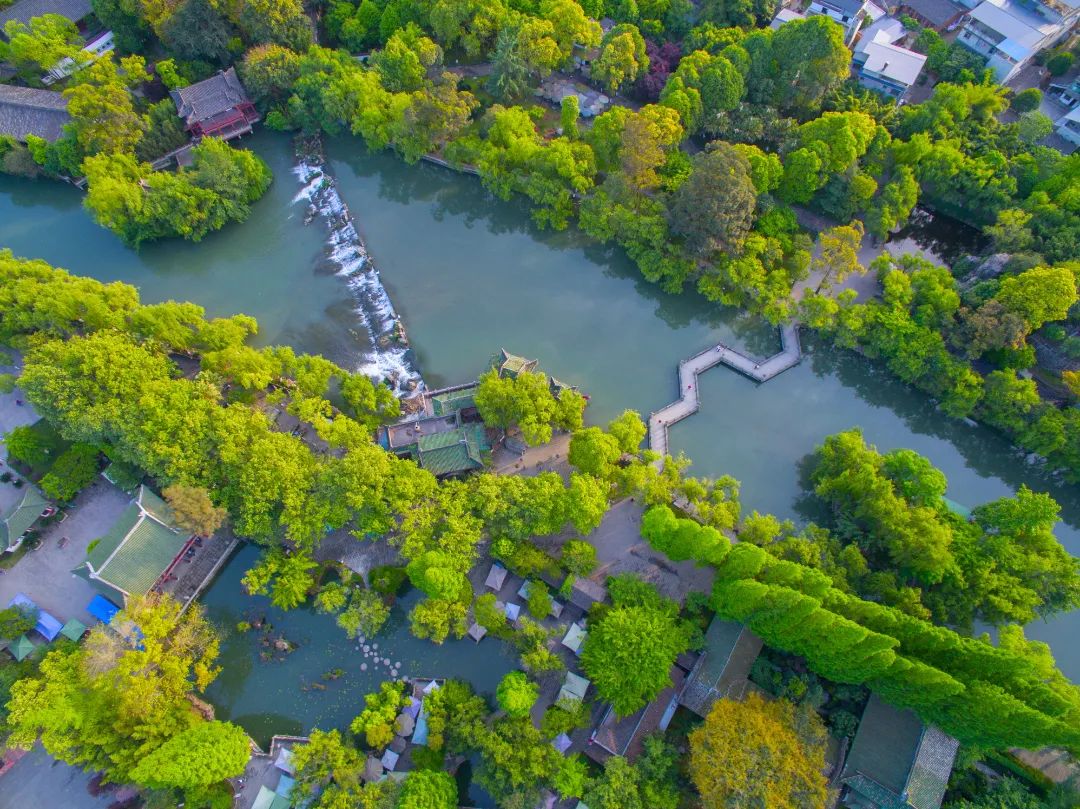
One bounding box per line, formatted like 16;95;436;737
0;84;70;142
74;485;193;604
853;20;929;100
771;7;807;27
806;0;873;44
0;0;93;36
678;618;763;717
957;0;1080;83
840;694;960;809
1055;104;1080;144
0;485;48;552
171;67;260;141
898;0;967;29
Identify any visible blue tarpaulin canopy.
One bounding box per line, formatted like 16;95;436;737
87;594;120;624
7;593;61;641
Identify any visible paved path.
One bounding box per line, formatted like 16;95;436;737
649;323;802;459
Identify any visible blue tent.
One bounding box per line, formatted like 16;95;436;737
35;610;62;641
6;593;61;641
87;595;120;624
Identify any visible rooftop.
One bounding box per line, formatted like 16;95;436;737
0;0;92;31
589;666;685;762
495;349;539;380
81;485;190;598
842;694;959;809
969;0;1061;47
899;0;965;26
170;67;252;125
430;385;478;416
0;84;71;142
678;618;763;717
1;485;48;551
858;38;928;85
771;7;807;26
415;424;489;476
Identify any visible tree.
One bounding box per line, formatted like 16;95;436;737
475;368;584;446
240;44;302;110
591;23;648;94
64;57;148;158
242;549;317;609
337;588;391;638
397;770;457;809
290;729;395;809
4;424;55;468
6;595;223;783
580;578;694;715
561;94;579;139
374;23;441;92
0;606;37;639
159;0;233;62
1010;88;1042;113
812;223;865;294
526;580;553;618
351;681;406;749
0;14;84;73
233;0;311;50
163;484;227;536
39;443;98;502
128;720;250;795
561;539;598;576
669;144;756;260
995;265;1078;333
689;692;827;809
767;16;849;114
496;671;539;718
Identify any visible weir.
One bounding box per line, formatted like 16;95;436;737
292;138;425;399
649;323;802;459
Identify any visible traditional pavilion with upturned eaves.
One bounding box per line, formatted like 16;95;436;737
1;485;48;552
74;485;193;604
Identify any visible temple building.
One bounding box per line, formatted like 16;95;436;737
74;485;193;603
171;67;259;141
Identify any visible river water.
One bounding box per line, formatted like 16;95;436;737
1;132;1076;736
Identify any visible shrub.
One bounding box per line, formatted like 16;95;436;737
526;581;553;619
496;671;538;718
1010;87;1042;113
370;565;408;595
39;443;99;502
1046;52;1074;76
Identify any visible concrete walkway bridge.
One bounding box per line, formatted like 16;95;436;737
649;323;802;459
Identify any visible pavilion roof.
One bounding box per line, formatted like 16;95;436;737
170;67;252;125
83;486;188;597
496;349;539;379
431;385;477;416
416;424;488;476
59;618;86;641
1;485;48;550
9;634;35;661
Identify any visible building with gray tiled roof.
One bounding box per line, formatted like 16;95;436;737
678;617;763;717
840;694;959;809
170;67;259;141
0;84;71;142
0;0;92;35
897;0;966;29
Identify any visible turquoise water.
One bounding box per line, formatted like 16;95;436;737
1;130;1076;713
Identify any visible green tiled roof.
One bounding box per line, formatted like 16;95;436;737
431;386;477;416
136;485;177;528
842;694;956;809
417;425;488;476
497;349;538;379
87;502;141;571
84;487;189;597
94;516;186;596
1;486;48;550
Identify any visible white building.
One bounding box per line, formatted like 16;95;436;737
957;0;1079;83
852;17;929;100
42;29;113;85
806;0;873;44
1055;104;1080;145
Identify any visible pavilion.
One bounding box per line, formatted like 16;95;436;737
7;635;35;661
171;67;259;142
1;485;48;552
74;485;192;604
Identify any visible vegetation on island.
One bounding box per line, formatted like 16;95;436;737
2;253;1079;808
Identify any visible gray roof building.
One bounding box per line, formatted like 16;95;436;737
898;0;966;28
841;694;959;809
678;617;763;717
170;67;259;139
0;0;93;33
0;84;70;142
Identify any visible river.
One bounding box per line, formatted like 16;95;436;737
0;131;1076;735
